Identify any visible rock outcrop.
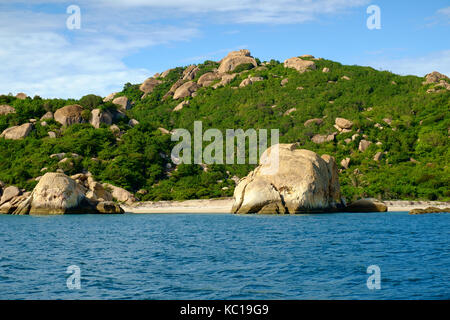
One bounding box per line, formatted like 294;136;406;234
231;144;345;214
345;199;387;212
40;111;54;121
284;57;316;73
335;118;353;130
0;105;16;115
90;109;113;129
103;183;136;204
15;93;27;100
1;173;124;215
304;118;323;127
423;71;449;84
173;81;199;99
139;77;162;94
217;50;257;74
0;123;33;140
182;65;200;81
0;186;21;205
112;96;131;111
239;76;263;87
197;72;220;87
409;207;450;215
54;104;84;126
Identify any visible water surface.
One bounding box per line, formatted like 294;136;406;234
0;212;448;299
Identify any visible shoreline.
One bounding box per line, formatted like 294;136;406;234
122;198;450;214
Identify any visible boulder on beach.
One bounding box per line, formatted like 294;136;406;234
231;144;345;214
409;207;450;215
218;50;257;74
103;183;136;204
345;199;387;212
54;104;84;126
7;172;125;215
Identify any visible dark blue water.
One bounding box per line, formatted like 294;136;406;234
0;212;449;300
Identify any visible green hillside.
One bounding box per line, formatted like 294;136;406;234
0;55;449;202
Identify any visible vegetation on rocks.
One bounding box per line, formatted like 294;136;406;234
0;52;449;202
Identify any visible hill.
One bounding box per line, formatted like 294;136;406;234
0;50;449;202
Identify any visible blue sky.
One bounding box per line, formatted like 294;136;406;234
0;0;449;98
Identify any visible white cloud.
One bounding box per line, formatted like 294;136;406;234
0;7;199;98
0;0;371;98
437;6;450;17
368;50;450;77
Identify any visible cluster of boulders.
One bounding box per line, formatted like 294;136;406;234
423;71;450;92
0;172;133;215
135;50;321;104
409;207;450;215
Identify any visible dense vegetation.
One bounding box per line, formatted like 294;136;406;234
0;56;449;202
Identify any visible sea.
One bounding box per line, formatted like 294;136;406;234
0;212;448;300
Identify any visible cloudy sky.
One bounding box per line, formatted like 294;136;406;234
0;0;449;98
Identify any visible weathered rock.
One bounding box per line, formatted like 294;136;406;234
341;157;351;169
197;72;220;87
0;186;21;205
218;49;257;73
16;92;27;100
0;123;33;140
54;104;84;126
322;67;330;73
90;109;113;129
173;100;189;112
112;96;131;111
283;108;297;116
311;134;335;144
423;71;449;84
231;144;345;214
173;81;199;99
0;195;29;214
103;183;136;204
373;152;383;161
139;77;162;94
0;105;16;115
128;119;139;127
48;131;56;139
409;207;450;215
335;118;353;130
345;199;387;212
359;139;372;152
284;57;316;73
40;111;54;121
182;65;200;81
96;201;124;214
160;68;173;78
304;118;323;127
25;173;96;215
158;127;170;135
281;78;289;86
212;73;237;89
341;76;351;80
103;92;117;102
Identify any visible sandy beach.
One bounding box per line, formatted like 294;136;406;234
122;198;450;214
